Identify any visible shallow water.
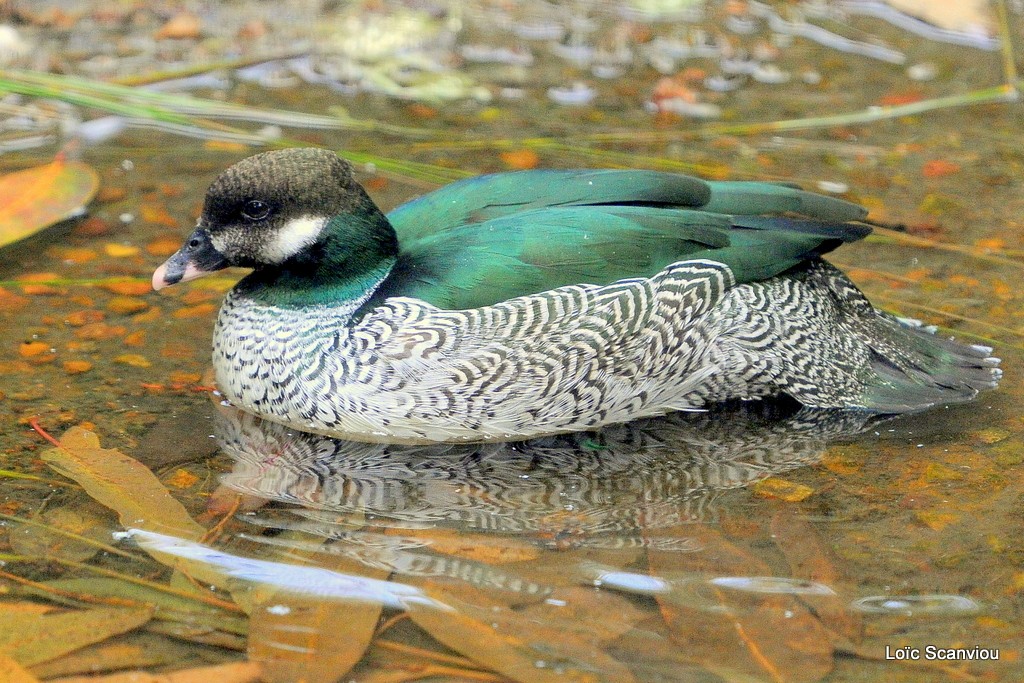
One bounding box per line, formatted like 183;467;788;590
1;2;1023;682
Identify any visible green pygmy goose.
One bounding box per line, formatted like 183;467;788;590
152;148;1001;444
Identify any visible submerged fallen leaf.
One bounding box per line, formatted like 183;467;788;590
106;296;149;315
37;428;240;591
819;451;862;476
165;469;200;489
99;279;153;296
124;330;148;346
611;618;712;683
62;361;93;375
40;427;205;540
146;238;182;257
352;662;505;683
65;310;104;327
770;511;862;645
648;524;834;683
0;652;40;683
915;510;961;531
73;216;113;236
172;303;217;319
752;477;815;502
526;586;646;644
8;506;111;562
246;533;386;683
500;149;540;170
17;342;50;358
74;322;126;340
49;247;98;264
155;12;202;40
103;243;141;258
46;660;261;683
922;159;961;178
0;157;99;251
113;354;152;368
144;621;246;651
248;595;379;683
383;527;539;564
0;288;29;311
0;603;57;617
28;634;190;680
973;427;1011;445
0;607;152;667
42;578;246;634
408;581;635;683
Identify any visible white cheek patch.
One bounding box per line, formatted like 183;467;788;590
264;215;328;263
209;231;230;255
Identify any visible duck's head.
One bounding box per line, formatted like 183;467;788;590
152;148;385;290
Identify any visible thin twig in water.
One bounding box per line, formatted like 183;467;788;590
29;417;61;447
202;495;241;545
866;227;1024;269
0;553;244;613
0;568;145;608
0;468;76;487
995;0;1020;97
873;294;1023;346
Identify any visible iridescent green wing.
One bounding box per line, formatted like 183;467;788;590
381;170;868;310
386;169;712;241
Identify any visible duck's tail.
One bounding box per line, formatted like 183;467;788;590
810;262;999;413
720;260;1001;413
855;314;1001;413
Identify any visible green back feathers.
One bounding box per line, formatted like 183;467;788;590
381;206;732;309
377;170;869;310
701;180;866;220
386;169;713;241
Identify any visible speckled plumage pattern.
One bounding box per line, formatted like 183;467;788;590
212;257;994;444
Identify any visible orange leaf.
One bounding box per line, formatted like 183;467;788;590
0;652;40;683
0;158;99;250
38;428;237;590
0;606;152;667
248;594;380;683
751;477;815;502
8;506;110;563
770;511;863;644
17;342;49;358
382;527;539;564
876;89;923;106
40;427;206;540
165;469;200;489
247;542;386;683
922;159;961;178
499;149;540;170
0;603;56;616
46;661;262;683
408;581;634;683
648;524;834;683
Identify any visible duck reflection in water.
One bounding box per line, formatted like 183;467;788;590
211;400;887;550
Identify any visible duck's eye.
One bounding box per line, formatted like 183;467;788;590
241;200;271;221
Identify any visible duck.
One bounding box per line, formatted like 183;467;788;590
152;148;1000;444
